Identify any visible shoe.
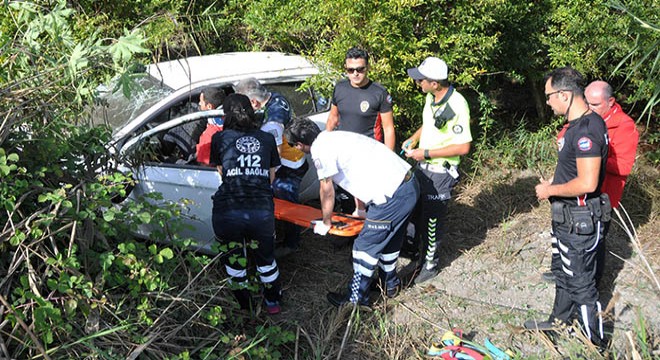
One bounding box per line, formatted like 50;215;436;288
523;319;555;331
274;246;298;258
399;236;419;260
264;299;281;315
369;280;400;298
399;247;419;260
542;271;556;283
326;292;370;307
385;284;400;298
414;267;438;284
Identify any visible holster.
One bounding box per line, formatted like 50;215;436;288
598;193;612;222
551;201;566;224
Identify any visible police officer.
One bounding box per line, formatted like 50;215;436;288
525;67;610;347
210;94;283;314
325;47;396;217
285;118;419;306
402;57;472;284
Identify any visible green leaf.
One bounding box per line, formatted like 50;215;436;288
138;212;152;223
108;29;149;65
103;210;115;222
10;232;26;246
159;248;174;260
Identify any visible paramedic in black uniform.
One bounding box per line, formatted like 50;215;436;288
210;94;283;315
524;67;610;348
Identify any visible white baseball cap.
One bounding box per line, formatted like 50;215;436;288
407;57;448;81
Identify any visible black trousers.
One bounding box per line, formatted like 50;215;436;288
550;218;605;343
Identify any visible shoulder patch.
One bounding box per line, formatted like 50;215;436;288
452;125;463;134
386;94;393;104
577;137;593;152
313;158;323;171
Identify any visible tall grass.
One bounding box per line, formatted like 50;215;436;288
469;117;564;180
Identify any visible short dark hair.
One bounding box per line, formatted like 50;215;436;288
222;94;259;132
284;117;321;146
345;47;369;65
544;67;585;97
201;87;225;108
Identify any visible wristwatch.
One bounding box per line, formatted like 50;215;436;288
424;149;431;160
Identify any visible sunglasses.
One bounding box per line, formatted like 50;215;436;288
345;66;367;74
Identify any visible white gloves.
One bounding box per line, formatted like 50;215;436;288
313;221;331;236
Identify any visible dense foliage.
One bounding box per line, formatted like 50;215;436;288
0;0;657;358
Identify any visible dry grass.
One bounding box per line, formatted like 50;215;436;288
268;164;659;359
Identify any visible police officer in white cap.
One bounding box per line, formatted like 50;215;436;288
401;57;472;283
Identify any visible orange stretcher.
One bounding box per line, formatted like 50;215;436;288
273;198;364;237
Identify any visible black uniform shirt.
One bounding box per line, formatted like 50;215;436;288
551;112;608;205
210;129;281;211
331;79;392;141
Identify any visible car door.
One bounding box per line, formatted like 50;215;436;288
119;110;225;254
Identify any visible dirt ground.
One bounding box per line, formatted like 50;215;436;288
272;169;659;359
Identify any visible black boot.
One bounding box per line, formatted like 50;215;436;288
233;288;253;311
327;272;372;307
377;268;401;298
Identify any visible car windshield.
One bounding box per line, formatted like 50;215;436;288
92;74;174;132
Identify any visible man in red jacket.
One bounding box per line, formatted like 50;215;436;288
585;80;639;283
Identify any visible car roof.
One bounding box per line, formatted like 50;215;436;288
146;52;319;90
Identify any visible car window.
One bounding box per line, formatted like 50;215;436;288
265;82;330;115
138;85;233;137
123;118;209;168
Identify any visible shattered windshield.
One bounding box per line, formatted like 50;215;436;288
92;75;173;133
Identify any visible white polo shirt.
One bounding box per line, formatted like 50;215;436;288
311;131;411;205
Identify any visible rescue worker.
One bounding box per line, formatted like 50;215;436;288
525;67;610;348
210;94;282;314
235;78;308;257
285;118;419;306
402;57;472;284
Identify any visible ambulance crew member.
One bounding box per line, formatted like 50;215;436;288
236;77;308;257
210;94;282;314
285;118;419;307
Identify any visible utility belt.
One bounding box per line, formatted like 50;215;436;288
418;161;459;179
551;193;612;234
